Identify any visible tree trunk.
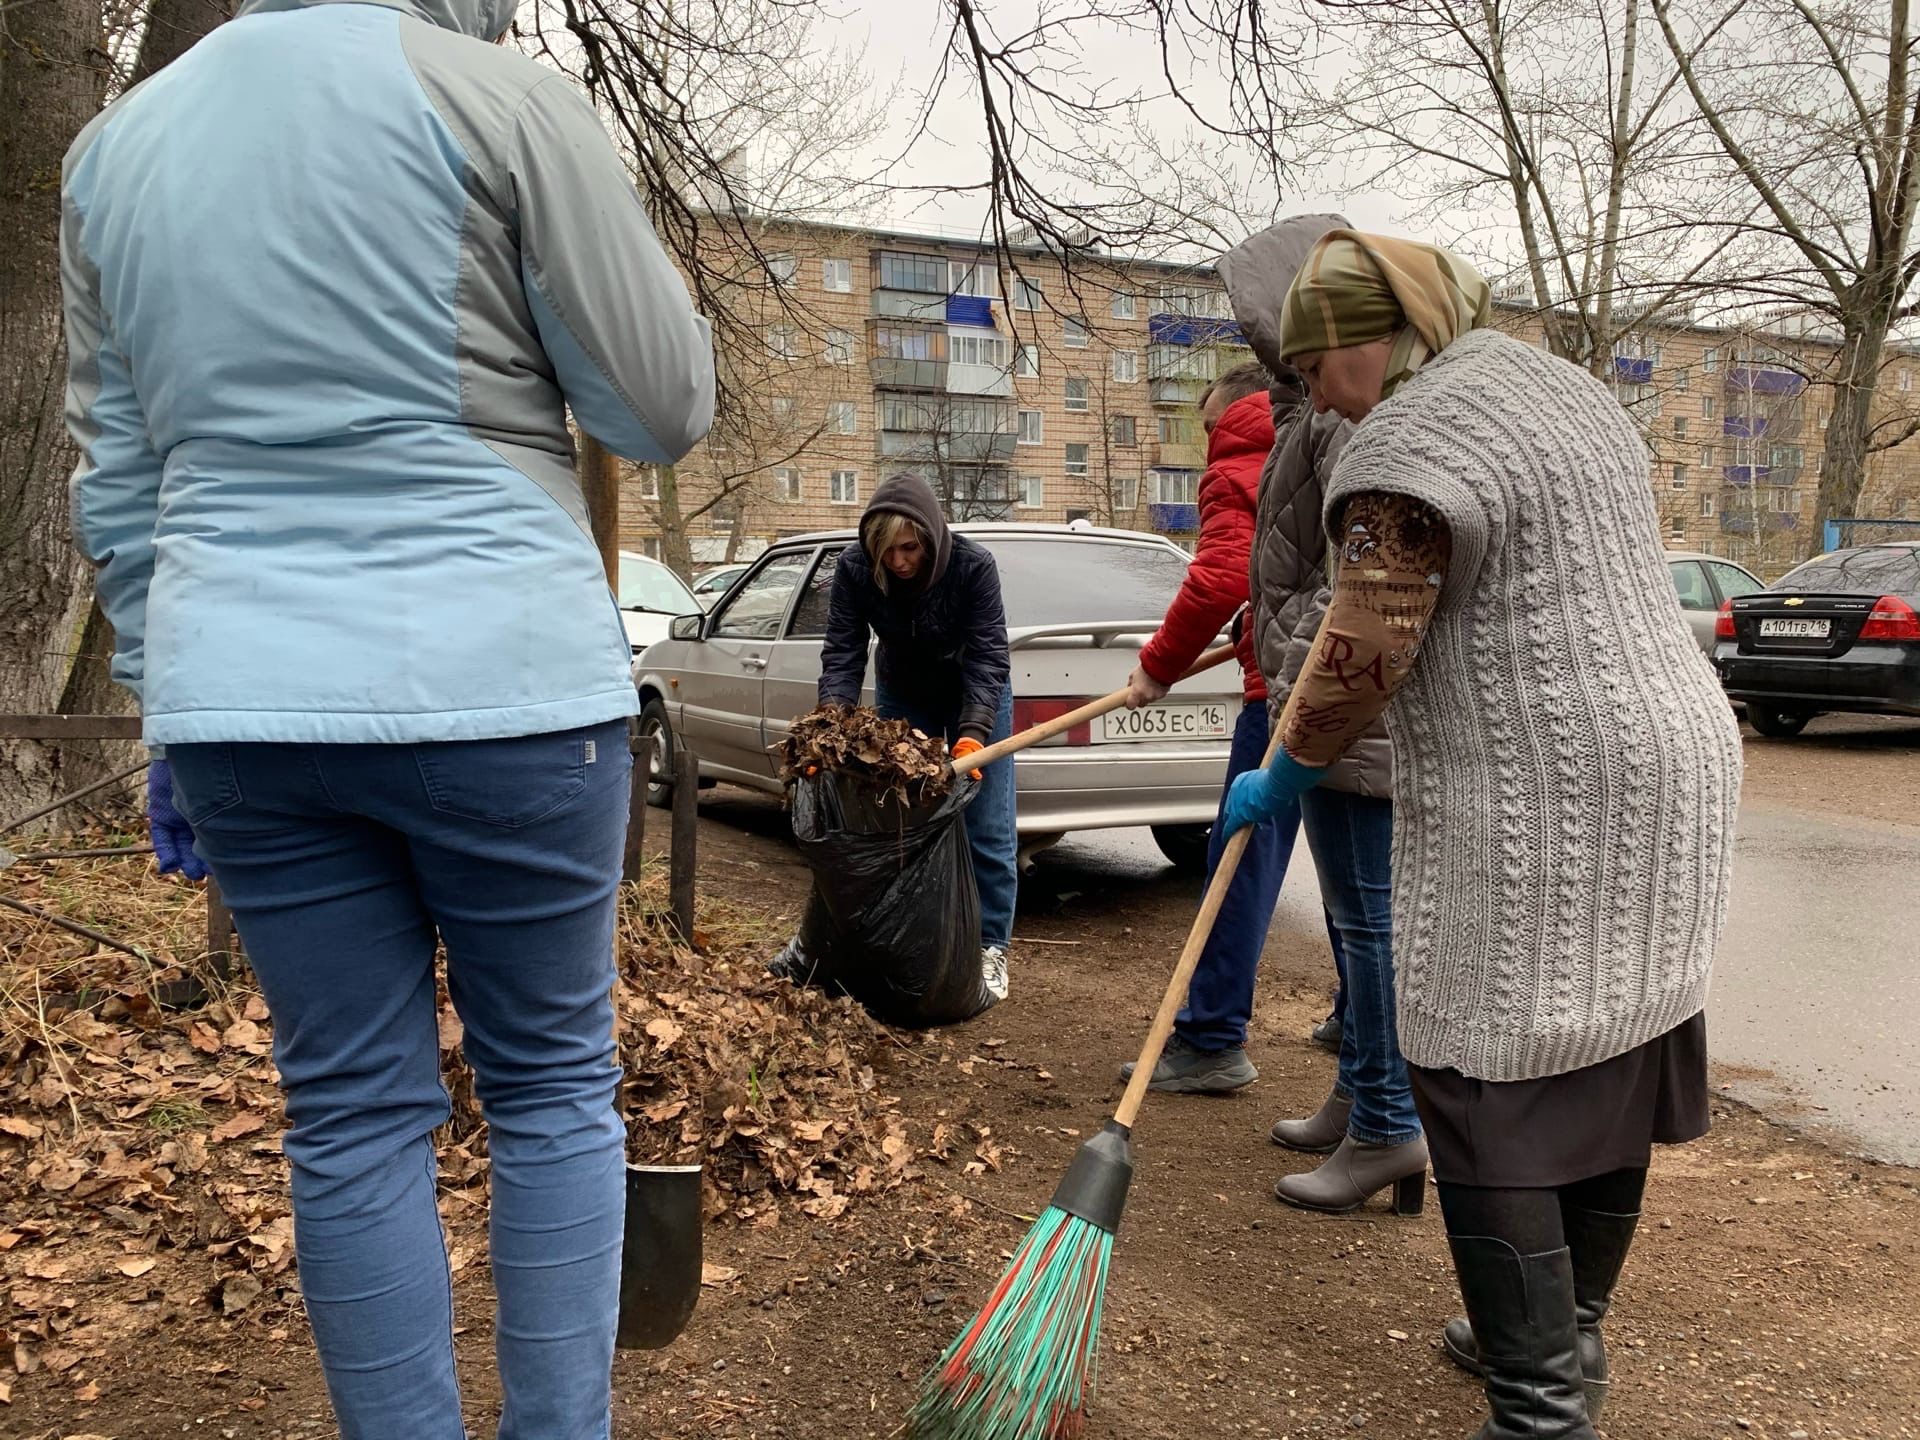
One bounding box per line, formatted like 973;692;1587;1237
0;0;109;821
652;467;694;578
130;0;233;83
1816;323;1883;546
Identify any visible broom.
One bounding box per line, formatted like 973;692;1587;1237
910;723;1289;1440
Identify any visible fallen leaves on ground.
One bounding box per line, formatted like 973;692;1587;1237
777;705;956;804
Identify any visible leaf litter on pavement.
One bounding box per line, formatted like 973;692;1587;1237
1;845;922;1411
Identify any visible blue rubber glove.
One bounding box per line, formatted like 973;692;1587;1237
147;759;209;881
1222;749;1328;836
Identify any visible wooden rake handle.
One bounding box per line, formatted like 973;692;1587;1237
1114;721;1286;1129
951;641;1239;776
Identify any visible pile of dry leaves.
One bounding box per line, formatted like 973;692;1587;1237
1;849;916;1400
777;704;955;804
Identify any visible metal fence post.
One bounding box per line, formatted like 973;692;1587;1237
668;739;697;943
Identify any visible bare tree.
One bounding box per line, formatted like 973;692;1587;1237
1653;0;1920;544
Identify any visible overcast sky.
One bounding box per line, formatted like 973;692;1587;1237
814;0;1421;259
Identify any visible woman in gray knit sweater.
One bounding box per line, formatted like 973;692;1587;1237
1222;230;1742;1440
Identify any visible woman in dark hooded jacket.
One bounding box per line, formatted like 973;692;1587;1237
818;473;1017;1002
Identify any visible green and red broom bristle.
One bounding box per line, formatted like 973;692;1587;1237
909;1121;1134;1440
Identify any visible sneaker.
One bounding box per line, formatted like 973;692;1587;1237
1311;1009;1343;1052
1118;1034;1258;1094
981;945;1010;1002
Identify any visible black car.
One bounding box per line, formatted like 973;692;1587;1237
1713;542;1920;736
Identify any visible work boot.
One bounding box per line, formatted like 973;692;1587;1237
1118;1033;1258;1093
980;946;1009;1003
1273;1133;1428;1215
1311;1008;1343;1052
1269;1086;1354;1153
1449;1236;1597;1439
1441;1207;1639;1424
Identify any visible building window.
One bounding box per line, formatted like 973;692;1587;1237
771;396;795;422
1153;469;1201;505
1018;409;1044;445
1700;493;1715;518
1063;317;1090;348
767;324;799;358
1703;347;1720;373
822;258;853;293
1673;416;1688;437
1015;345;1040;379
1012;276;1042;311
824;328;855;365
1148;344;1217;381
1114;474;1141;510
1019;474;1045;509
1671;463;1687;489
1702;395;1716;419
877;252;947;293
1111;291;1136;320
776;467;802;502
1111;351;1138;383
636;467;662;501
827;401;857;435
1110;415;1137;447
879;396;935;431
951;259;999;298
872;323;942;360
1065;443;1089;476
766;253;797;288
1064;377;1089;412
1701;445;1716;469
1675;368;1691;392
950;332;1010;368
830;469;858;505
1903;370;1914;392
1778;486;1802;513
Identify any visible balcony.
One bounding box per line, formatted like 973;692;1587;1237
1719;510;1800;535
1147;314;1246;347
949;361;1014;398
1726;366;1806;397
1147;502;1201;533
1149;377;1206;408
869;357;947;391
873;292;950;322
1152;440;1205;469
1612;356;1654;385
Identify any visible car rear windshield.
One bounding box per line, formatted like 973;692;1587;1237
980;537;1191;625
1775;546;1920;597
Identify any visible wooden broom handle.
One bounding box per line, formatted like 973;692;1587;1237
1114;721;1288;1129
953;641;1239;775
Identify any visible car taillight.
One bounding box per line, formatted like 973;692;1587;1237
1011;698;1093;747
1858;595;1920;641
1714;600;1736;640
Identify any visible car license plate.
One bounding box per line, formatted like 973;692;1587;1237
1097;701;1233;743
1759;618;1830;639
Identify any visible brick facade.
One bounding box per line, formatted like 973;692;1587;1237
619;220;1920;579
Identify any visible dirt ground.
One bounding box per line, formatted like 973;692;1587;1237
4;720;1918;1440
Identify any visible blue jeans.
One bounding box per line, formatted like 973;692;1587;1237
1299;786;1421;1145
873;681;1017;950
169;722;631;1440
1176;702;1347;1052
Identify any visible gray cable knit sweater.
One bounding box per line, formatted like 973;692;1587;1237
1325;329;1744;1082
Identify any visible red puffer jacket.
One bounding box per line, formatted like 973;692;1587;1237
1136;390;1273;701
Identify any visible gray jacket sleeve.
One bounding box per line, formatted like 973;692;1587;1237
510;77;715;464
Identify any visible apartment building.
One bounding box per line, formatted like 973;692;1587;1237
622;219;1920;579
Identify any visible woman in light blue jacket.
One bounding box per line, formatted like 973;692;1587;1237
61;1;714;1436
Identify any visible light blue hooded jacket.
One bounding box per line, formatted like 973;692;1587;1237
61;0;714;746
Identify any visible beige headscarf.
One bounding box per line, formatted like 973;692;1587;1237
1278;231;1493;398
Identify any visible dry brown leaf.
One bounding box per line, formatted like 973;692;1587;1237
115;1257;158;1279
217;1272;263;1315
188;1022;222;1055
699;1263;739;1286
210;1112;267;1145
221;1018;262;1049
0;1116;44;1140
644;1017;682;1049
72;1380;101;1402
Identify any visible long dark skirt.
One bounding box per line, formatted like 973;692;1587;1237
1408;1011;1710;1188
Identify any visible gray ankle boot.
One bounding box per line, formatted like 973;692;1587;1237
1450;1236;1597;1439
1272;1133;1428;1215
1268;1086;1353;1153
1441;1207;1639;1423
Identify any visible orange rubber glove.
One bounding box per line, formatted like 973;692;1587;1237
950;736;985;781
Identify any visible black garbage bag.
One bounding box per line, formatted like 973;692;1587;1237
774;769;994;1027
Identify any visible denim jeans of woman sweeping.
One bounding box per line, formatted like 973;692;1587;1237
168;721;632;1440
872;680;1018;950
1298;786;1421;1145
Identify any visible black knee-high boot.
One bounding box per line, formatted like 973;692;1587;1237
1448;1234;1596;1439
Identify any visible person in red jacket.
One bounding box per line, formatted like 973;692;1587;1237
1118;362;1345;1092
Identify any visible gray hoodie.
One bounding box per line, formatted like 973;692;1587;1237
1218;216;1393;797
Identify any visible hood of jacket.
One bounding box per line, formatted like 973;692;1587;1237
862;472;954;594
1207;388;1277;470
236;0;516;42
1217;212;1350;377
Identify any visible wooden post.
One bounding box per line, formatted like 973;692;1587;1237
579;434;622;587
668;739;697;942
205;873;235;981
623;721;652;885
